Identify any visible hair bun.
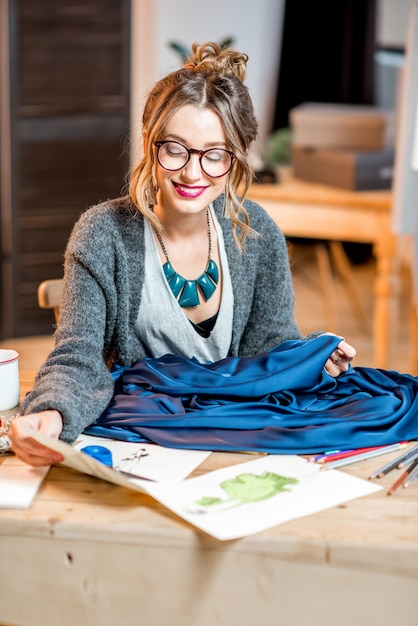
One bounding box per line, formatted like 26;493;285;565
183;41;248;82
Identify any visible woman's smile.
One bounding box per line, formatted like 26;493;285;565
172;181;208;198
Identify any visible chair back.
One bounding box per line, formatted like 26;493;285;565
38;279;63;325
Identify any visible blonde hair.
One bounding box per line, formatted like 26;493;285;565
129;41;258;249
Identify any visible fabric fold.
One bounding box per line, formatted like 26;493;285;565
84;335;418;453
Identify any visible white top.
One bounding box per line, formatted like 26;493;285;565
135;206;234;362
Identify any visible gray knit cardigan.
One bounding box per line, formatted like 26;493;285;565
22;194;305;442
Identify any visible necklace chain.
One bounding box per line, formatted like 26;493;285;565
154;208;219;308
155;208;212;266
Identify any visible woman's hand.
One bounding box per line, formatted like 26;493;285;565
324;338;356;377
8;410;64;467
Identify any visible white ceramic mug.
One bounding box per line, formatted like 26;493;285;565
0;349;20;411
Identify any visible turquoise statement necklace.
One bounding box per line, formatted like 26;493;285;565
155;208;219;308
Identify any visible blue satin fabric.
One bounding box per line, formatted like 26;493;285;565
84;335;418;453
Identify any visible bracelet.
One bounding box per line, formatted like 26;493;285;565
0;413;20;454
0;413;20;436
0;435;11;453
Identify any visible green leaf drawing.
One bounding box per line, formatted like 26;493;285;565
195;471;299;508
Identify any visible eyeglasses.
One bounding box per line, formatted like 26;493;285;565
154;140;235;178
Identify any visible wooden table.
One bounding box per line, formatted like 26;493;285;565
0;373;417;626
248;178;397;369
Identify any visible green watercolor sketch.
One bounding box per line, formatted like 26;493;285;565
189;471;299;514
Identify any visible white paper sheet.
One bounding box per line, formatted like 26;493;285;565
21;426;382;540
0;456;49;508
144;455;382;540
73;433;211;482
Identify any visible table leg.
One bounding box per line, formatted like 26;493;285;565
372;235;400;369
314;242;338;333
329;241;369;331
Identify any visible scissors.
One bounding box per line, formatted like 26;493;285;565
80;444;156;482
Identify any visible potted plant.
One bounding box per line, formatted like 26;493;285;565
262;127;293;182
168;37;235;63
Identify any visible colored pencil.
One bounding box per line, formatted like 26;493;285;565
387;457;418;495
397;444;418;468
320;442;409;471
308;450;342;462
403;464;418;489
318;445;388;464
369;444;418;479
310;445;388;463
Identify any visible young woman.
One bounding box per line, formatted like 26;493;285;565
8;42;355;466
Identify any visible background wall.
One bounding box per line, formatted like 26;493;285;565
375;0;414;109
130;0;285;166
130;0;414;167
376;0;413;47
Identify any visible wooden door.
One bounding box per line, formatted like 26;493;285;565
0;0;131;338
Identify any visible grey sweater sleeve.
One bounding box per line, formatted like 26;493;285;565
21;199;145;443
21;266;116;443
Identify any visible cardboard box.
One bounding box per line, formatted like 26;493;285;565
291;145;394;190
289;103;388;151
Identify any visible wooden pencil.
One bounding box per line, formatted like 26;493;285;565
369;444;418;479
403;465;418;489
397;444;418;468
387;457;418;495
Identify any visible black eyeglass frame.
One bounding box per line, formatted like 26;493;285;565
154;140;235;178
